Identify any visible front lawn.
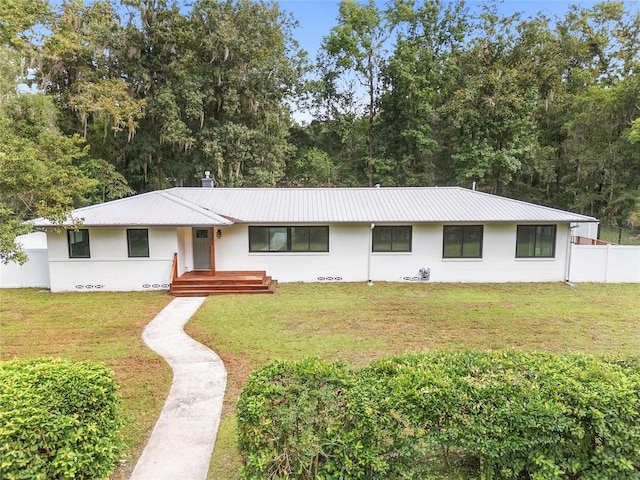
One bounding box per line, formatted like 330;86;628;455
1;283;638;479
183;282;640;479
0;289;173;479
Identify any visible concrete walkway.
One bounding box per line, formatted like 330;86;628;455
130;297;227;480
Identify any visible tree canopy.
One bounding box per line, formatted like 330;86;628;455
2;0;640;262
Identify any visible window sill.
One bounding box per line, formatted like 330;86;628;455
515;257;556;261
442;258;483;262
249;252;330;256
371;251;413;255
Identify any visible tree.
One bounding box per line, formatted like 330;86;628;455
441;7;539;194
0;43;132;264
182;0;302;187
26;0;302;191
378;0;468;186
0;0;50;50
321;0;392;186
0;92;95;263
562;77;640;219
530;1;640;209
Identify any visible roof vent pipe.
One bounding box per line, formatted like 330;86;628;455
201;171;215;188
472;181;476;191
375;184;380;188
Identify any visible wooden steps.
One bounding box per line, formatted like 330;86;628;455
170;270;277;296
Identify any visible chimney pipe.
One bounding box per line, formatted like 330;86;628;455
201;171;215;188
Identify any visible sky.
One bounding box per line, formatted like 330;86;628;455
277;0;606;62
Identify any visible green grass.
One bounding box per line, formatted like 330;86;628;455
182;282;640;479
2;283;639;479
0;289;174;479
599;224;640;244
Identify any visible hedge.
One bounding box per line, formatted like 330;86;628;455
0;358;123;480
237;351;640;480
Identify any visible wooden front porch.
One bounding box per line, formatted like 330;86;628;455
170;270;277;296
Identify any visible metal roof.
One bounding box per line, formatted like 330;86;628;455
31;187;597;227
31;190;233;227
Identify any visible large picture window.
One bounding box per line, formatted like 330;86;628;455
249;226;329;252
67;229;90;258
372;226;412;252
443;225;483;258
127;229;149;257
516;225;556;258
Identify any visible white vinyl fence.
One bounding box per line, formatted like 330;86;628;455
569;244;640;283
0;249;50;288
0;233;50;288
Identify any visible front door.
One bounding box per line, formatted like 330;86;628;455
193;228;212;270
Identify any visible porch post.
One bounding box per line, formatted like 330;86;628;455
210;230;216;275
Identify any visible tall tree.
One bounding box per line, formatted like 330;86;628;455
0;8;132;263
34;0;144;144
0;0;50;50
441;7;539;194
183;0;302;187
27;0;303;191
378;0;469;186
562;77;640;220
321;0;391;186
0;80;96;263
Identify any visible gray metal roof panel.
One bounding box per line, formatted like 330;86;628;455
31;187;597;227
31;190;233;227
167;187;596;223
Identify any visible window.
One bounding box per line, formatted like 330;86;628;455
516;225;556;258
127;229;149;257
68;229;90;258
372;226;412;252
443;225;483;258
249;226;329;252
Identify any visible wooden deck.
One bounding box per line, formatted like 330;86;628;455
170;270;277;296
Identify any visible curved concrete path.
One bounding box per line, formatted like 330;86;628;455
130;297;227;480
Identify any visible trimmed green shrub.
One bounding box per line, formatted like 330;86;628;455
237;351;640;480
0;358;123;480
237;357;424;479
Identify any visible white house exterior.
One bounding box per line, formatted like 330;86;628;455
31;187;598;292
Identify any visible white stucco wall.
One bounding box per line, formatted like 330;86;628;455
573;222;599;240
214;223;572;283
42;222;574;291
176;227;193;274
47;227;177;292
